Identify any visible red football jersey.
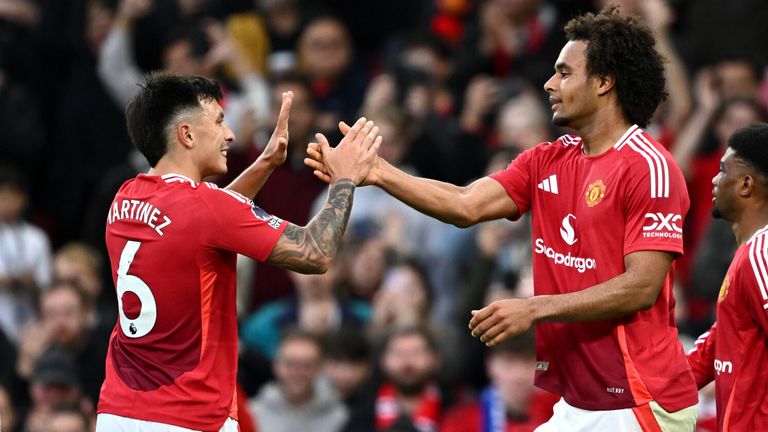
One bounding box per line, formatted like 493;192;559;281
98;174;286;431
687;224;768;431
489;126;698;411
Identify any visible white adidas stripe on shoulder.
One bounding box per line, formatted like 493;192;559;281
558;134;582;147
218;188;252;205
623;133;669;199
161;174;198;188
747;225;768;307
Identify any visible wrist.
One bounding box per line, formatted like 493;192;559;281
527;295;551;323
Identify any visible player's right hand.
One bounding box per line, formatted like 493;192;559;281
304;120;382;186
311;118;381;186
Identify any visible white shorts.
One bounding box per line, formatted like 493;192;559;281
534;398;697;432
95;413;239;432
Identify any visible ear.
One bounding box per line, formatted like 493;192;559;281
596;74;615;96
176;123;194;150
739;175;755;198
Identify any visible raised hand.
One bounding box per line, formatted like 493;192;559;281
259;91;292;167
314;118;381;185
305;120;382;185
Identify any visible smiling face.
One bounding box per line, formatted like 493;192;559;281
189;99;235;177
543;40;600;129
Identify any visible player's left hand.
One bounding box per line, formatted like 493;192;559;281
468;298;534;347
260;91;292;168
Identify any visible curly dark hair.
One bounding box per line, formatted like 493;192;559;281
564;6;667;128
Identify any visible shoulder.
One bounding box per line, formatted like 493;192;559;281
615;129;684;199
198;181;254;205
744;227;768;277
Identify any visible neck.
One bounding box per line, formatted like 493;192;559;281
577;103;631;156
149;158;202;182
732;202;768;245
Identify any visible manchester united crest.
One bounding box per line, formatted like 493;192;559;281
585;180;606;207
718;275;730;303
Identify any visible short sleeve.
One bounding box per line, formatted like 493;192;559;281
198;186;287;261
687;323;716;389
743;240;768;333
488;146;536;219
622;157;689;256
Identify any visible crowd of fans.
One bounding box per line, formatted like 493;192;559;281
1;0;767;430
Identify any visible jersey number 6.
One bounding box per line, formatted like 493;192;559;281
116;240;157;338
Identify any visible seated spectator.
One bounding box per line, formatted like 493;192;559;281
0;165;52;344
16;280;109;406
439;330;558;432
53;242;114;323
324;327;374;410
240;259;370;359
248;329;348;432
344;325;447;432
22;348;92;432
296;15;368;140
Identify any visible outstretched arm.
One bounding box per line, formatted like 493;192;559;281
305;122;519;227
469;250;673;346
226;91;292;198
268;118;381;273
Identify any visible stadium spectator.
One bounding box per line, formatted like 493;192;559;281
22;348;92;432
0;165;52;344
344;325;447;432
248;329;348;432
240;258;370;359
15;280;108;406
296;15;368;141
324;327;374;410
439;330;559;432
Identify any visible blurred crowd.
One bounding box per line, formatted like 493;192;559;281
1;0;767;430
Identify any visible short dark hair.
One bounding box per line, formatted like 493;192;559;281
380;325;439;356
126;73;223;167
325;327;371;363
564;6;666;128
729;122;768;178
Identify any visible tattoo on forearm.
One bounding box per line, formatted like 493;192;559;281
269;178;355;273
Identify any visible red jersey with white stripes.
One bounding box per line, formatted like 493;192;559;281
490;125;698;411
98;174;286;431
687;224;768;431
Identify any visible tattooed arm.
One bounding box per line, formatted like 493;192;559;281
266;117;381;274
267;178;355;273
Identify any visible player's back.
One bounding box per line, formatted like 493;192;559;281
98;173;285;430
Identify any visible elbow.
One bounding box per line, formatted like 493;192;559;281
305;254;331;274
633;285;663;312
450;200;480;228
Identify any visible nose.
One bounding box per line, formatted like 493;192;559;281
224;122;235;143
544;74;556;93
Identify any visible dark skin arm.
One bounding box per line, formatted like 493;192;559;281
469;250;674;346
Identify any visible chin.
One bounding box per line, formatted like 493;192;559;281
552;114;571;127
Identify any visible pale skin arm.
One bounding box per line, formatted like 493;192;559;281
468;250;674;346
225;91;292;198
268;118;382;274
304;122;519;227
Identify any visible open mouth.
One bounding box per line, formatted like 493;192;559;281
220;148;228;157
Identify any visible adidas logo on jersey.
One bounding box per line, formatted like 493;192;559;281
538;174;558;194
